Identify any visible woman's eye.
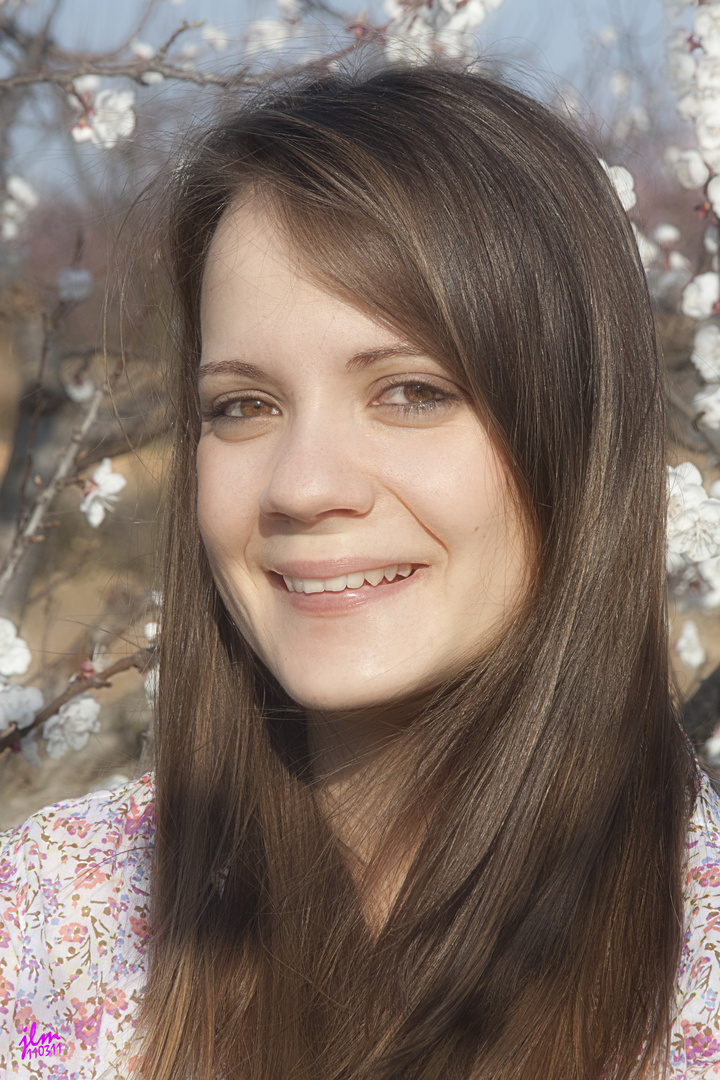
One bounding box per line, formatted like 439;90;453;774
207;397;279;421
376;381;457;414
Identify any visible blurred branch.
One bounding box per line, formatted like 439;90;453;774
668;384;720;459
0;646;154;752
16;302;70;530
0;386;107;604
1;57;252;91
73;413;172;474
684;662;720;747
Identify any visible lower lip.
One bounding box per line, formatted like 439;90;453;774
269;569;425;614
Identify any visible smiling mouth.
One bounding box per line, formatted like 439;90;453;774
274;564;420;594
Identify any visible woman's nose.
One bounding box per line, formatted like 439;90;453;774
258;418;376;523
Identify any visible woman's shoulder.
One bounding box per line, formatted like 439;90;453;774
672;768;720;1076
0;774;155;1076
0;771;155;897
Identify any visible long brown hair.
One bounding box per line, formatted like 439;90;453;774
132;66;697;1080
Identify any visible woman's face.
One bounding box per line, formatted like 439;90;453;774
197;200;531;712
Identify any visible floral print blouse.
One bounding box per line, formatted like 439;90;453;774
2;770;720;1077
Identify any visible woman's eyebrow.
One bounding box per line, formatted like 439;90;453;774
197;346;423;384
344;345;423;370
197;359;264;383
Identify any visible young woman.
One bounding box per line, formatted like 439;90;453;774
1;64;719;1080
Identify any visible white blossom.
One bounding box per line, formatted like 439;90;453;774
384;0;497;60
676;619;706;668
698;553;720;608
56;267;92;303
610;71;631;98
692;324;720;381
698;55;720;95
598;24;618;46
695;4;720;58
613;111;637;143
19;730;40;767
706;729;720;763
90;89;135;149
669;250;692;275
667;462;720;562
438;0;487;34
244;19;289;55
668;462;708;515
671;497;720;560
694;382;720;432
70;121;94;145
628;105;650;133
1;174;38;240
43;695;100;759
79;457;126;528
696;97;720;159
131;39;155;60
143;621;159;644
144;666;158;708
140;72;165;86
674;149;711;189
0;618;31;677
202;24;230;51
64;375;95;403
72;74;100;97
710;178;720;222
654;223;681;246
682;272;720;319
553;87;582;120
72;89;136;150
666;45;696;91
0;683;42;729
599;159;636;212
707;226;720;254
677;93;700;121
384;27;434;63
632;225;659;269
7;175;37;210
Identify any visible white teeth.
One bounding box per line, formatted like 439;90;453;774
323;576;347;592
280;563;417;594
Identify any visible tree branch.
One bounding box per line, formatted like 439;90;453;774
0;58;253;92
0;385;107;604
0;647;154;752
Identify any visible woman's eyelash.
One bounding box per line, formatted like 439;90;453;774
204;397;278;421
203;380;460;422
375;380;459;414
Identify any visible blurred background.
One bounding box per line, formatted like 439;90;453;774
0;0;714;827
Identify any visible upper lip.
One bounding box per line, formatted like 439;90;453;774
269;559;425;578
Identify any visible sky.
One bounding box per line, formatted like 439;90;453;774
3;0;678;193
45;0;668;90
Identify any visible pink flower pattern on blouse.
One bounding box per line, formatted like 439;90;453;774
1;770;720;1076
